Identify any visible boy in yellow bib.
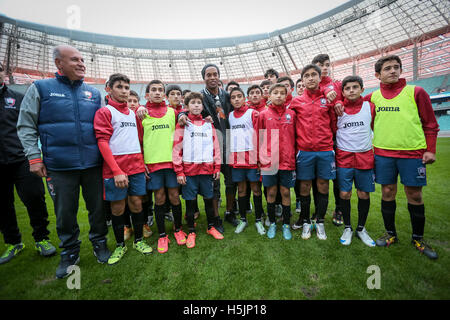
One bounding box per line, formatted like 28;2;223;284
136;80;186;254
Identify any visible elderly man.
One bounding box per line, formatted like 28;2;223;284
17;45;110;278
0;62;56;265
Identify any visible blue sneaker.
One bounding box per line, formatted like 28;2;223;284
282;224;292;240
267;223;277;239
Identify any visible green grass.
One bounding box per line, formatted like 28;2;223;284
1;139;450;300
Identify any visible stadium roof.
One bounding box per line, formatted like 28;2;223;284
1;0;449;84
0;0;365;50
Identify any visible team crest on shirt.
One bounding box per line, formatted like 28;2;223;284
285;114;292;121
4;97;16;109
84;91;93;99
417;167;426;179
320;98;327;105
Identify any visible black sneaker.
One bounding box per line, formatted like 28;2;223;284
56;252;80;279
224;212;239;227
93;239;111;264
376;232;399;247
215;217;225;234
332;210;344;226
412;239;438;260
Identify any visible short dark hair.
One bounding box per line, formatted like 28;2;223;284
264;68;279;79
374;55;402;74
301;64;322;79
295;78;303;86
229;87;245;97
129;90;139;99
277;76;294;89
226;81;240;91
184;91;203;106
182;89;191;96
107;73;130;88
247;84;262;96
311;54;330;65
165;84;182;96
260;79;272;88
342;76;364;90
145;80;164;93
269;83;287;95
201;63;220;79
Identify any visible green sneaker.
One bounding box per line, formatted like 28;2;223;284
35;240;56;257
0;243;25;265
234;219;248;234
107;245;127;265
255;221;266;235
133;240;153;255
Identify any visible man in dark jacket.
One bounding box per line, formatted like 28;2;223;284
0;63;56;265
17;45;110;279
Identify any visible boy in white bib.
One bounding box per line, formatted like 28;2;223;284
172;92;222;248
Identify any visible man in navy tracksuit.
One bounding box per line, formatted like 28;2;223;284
0;63;56;265
17;45;110;279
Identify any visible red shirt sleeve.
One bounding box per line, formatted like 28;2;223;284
414;86;439;154
328;104;337;136
94;107;113;142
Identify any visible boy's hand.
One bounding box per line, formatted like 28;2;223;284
136;106;148;120
326;90;338;103
213;172;220;180
422;152;436;164
178;114;189;126
114;174;128;189
143;165;150;180
205;116;213;123
334;103;344;117
30;162;47;178
177;175;186;185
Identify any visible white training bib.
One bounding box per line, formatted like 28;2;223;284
229;108;254;152
105;105;141;155
182;122;214;163
336;101;373;153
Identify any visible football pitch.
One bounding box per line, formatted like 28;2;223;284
1;138;449;300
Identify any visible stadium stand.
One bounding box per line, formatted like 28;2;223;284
1;0;449;88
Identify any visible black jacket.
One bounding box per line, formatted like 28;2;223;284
200;88;232;157
0;84;26;164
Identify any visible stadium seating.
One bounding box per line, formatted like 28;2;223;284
437;114;450;131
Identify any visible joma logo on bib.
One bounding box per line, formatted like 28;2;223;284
190;132;208;137
151;124;170;130
231;124;246;129
376;106;400;112
120;122;136;128
343;121;364;128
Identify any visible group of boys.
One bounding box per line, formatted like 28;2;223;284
1;48;440;276
95;52;439;267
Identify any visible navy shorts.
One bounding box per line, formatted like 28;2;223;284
374;155;427;187
337;167;375;193
182;175;214;200
296;150;336;180
231;168;261;183
146;168;179;190
261;170;296;188
104;172;146;201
